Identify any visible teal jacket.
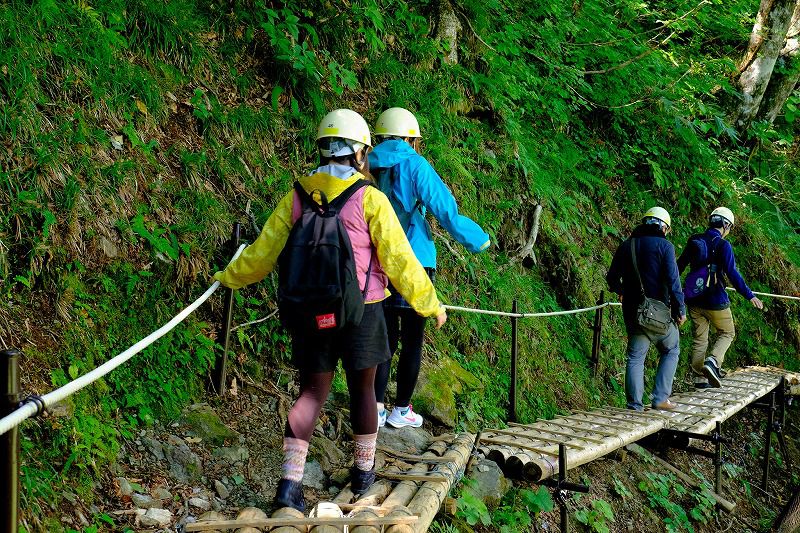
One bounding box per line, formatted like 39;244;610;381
368;140;490;268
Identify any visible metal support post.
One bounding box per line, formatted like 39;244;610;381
1;349;21;533
508;300;518;423
590;291;605;376
540;443;590;532
776;378;794;476
212;223;241;395
714;421;722;495
559;443;568;532
762;389;776;491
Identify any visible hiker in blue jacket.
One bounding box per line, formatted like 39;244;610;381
677;207;764;389
369;107;490;428
606;207;687;411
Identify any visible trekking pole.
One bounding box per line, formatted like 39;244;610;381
212;223;241;395
509;300;518;423
1;349;21;533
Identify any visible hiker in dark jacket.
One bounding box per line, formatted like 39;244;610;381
677;207;764;389
607;207;687;411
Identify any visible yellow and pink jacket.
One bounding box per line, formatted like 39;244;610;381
214;165;443;318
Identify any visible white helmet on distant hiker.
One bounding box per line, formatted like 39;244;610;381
316;109;372;158
710;207;735;227
374;107;422;138
643;206;671;229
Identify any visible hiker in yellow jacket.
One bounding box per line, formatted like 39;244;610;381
214;109;446;512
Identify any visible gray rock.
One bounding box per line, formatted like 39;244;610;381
309;435;345;473
140;507;172;527
117;478;133;497
188;497;211;511
377;426;431;454
466;458;511;508
212;446;249;465
131;493;160;509
180;403;240;445
302;460;326;490
166;435;203;483
214;480;230;499
99;236;119;258
152;487;173;501
329;468;350;486
142;436;166;461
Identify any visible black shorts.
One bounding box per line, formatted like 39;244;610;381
291;302;391;373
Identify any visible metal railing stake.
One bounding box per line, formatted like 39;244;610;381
212;223;241;395
590;291;605;375
509;300;518;423
1;349;21;533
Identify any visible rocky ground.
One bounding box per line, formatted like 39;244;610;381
78;370;800;532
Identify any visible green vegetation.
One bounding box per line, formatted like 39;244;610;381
1;0;799;528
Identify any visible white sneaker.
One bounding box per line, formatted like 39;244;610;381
387;405;423;428
378;408;387;428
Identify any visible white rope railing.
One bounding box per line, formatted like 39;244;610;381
726;287;800;302
443;301;622;318
0;244;247;438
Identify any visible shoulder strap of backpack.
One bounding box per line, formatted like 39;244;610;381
293;181;328;215
630;238;647;299
328;179;372;212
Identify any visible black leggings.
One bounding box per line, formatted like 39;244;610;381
285;366;378;441
375;306;427;407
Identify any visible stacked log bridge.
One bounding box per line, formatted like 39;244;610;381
656;367;784;434
479;366;789;483
480;409;667;481
322;432;474;533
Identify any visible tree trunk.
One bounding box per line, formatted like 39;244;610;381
434;0;461;65
734;0;798;129
757;4;800;123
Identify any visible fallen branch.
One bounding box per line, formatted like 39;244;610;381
512;203;543;265
230;309;278;332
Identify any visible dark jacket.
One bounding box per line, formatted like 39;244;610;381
676;228;754;310
606;224;686;324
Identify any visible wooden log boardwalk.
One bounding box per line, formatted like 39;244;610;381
189;366;797;531
479;366;791;482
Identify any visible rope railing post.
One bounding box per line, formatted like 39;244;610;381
212;223;241;395
590;291;605;376
509;300;518;423
1;349;21;533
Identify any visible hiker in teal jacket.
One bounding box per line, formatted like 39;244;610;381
369;107;490;428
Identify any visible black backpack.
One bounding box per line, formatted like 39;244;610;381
374;165;422;235
277;180;373;332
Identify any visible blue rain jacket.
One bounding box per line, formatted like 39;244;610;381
368;140;490;268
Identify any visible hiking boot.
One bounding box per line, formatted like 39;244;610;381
274;478;305;512
702;358;722;388
350;467;376;496
387;405;423;428
378;408;387;428
653;400;677;410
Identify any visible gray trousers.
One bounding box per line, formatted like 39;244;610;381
625;323;680;410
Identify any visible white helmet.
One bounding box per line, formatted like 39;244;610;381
374;107;421;138
710;207;734;226
316;109;372;157
643;206;671;229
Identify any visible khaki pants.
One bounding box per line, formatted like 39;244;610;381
689;306;736;375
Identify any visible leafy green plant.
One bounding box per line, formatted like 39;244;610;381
456;488;491;526
575;499;615;533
